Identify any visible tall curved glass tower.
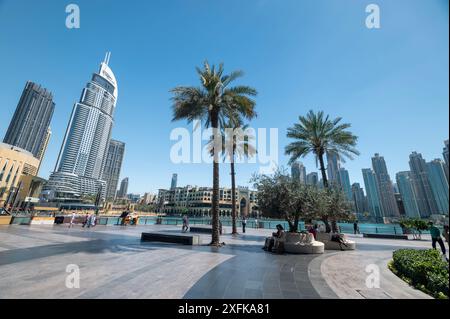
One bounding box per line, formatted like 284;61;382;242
45;53;117;200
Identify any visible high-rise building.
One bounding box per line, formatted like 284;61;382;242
371;153;400;217
426;159;449;215
102;139;125;200
362;168;384;222
396;171;421;218
171;173;178;190
409;152;438;217
443;140;449;183
337;168;352;201
291;162;300;181
306;172;319;187
351;183;366;215
117;177;129;199
291;161;306;184
44;53;117;200
3;82;55;160
36;127;51;174
326;151;340;185
394;193;406;216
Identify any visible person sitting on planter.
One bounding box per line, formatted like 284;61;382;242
330;233;349;251
263;224;285;252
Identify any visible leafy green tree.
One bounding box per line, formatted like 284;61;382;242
252;169;318;232
171;61;257;246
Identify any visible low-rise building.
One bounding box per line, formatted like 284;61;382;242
157;185;259;217
0;143;40;208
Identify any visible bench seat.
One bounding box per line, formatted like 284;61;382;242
141;232;201;245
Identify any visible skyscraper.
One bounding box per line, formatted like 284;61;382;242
371;153;400;217
426;159;449;215
3;81;55;160
291;161;306;184
351;183;366;215
396;171;421;218
326;151;340;185
117;177;129;199
299;162;306;184
171;173;178;190
44;53;117;200
337;168;352;201
409;152;438;217
306;172;319;187
102;139;125;200
362;168;384;222
36;127;51;174
443;140;449;183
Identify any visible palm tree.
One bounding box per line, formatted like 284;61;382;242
171;61;257;246
285;110;359;188
209;122;257;234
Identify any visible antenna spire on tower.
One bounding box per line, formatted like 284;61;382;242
104;52;111;65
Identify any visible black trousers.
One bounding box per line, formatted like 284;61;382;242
242;223;246;233
432;237;446;255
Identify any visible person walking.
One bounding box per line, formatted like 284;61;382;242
90;213;96;227
429;222;447;260
182;215;189;232
353;220;360;235
69;212;76;228
82;212;89;228
242;217;247;233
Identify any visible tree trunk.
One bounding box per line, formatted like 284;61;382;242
210;111;221;246
231;159;238;235
318;152;328;188
323;217;331;233
286;215;298;232
331;220;339;233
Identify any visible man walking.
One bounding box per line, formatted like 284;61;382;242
69;212;76;228
242;217;247;233
353;220;360;235
182;215;189;232
429;222;447;260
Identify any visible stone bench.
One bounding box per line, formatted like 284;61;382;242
363;233;408;240
141;232;201;245
189;226;213;233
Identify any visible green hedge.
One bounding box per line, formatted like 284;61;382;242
391;249;449;299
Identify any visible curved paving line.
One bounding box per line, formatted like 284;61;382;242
183;249;325;299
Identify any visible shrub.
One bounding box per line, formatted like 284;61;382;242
391;249;449;299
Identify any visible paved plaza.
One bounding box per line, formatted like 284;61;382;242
0;224;444;299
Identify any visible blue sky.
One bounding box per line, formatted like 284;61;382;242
0;0;448;194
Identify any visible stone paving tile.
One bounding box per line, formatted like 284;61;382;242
0;225;439;299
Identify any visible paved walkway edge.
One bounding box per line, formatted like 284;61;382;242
307;253;339;299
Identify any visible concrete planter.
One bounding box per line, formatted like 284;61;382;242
0;216;12;225
30;216;55;225
11;216;31;225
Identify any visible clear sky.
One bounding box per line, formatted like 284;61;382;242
0;0;448;195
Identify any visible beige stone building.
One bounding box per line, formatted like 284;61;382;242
0;143;40;208
157;185;259;217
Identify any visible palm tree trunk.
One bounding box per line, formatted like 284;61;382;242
231;159;238;235
210;112;221;246
318;152;328;188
